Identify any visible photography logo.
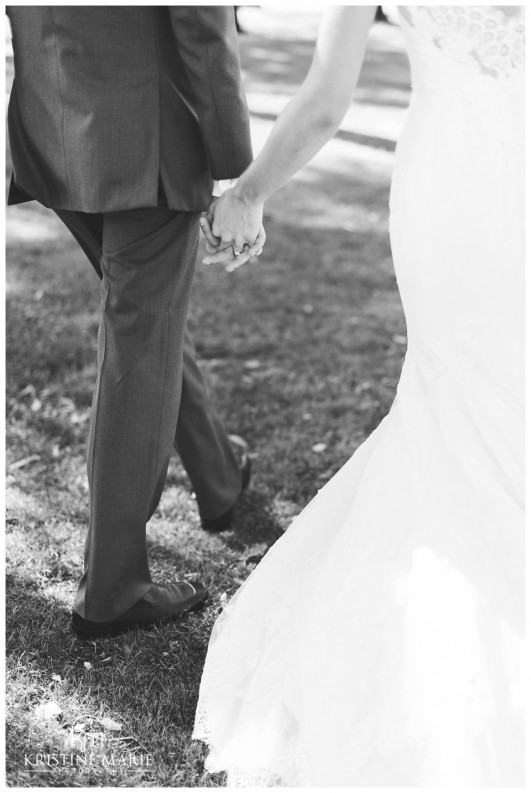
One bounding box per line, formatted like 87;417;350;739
24;715;154;776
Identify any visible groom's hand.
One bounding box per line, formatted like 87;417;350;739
200;198;222;252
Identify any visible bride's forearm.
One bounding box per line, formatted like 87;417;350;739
208;6;376;253
234;5;376;207
233;90;343;206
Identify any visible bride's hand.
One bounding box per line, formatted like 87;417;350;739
200;196;266;271
206;188;264;256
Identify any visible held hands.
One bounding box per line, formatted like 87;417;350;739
200;189;266;272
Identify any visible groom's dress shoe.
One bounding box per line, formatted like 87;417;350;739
71;580;208;639
201;435;251;533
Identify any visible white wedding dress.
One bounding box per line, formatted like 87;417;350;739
193;7;525;786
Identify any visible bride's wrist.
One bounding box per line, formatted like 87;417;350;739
232;176;265;209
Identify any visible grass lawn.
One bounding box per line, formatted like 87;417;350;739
5;10;410;787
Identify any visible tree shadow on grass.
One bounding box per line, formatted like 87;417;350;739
146;488;285;602
219;489;285;548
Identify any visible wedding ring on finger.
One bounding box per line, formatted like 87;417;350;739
232;244;248;257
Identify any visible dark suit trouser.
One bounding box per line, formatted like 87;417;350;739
54;207;241;622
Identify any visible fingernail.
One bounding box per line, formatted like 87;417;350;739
199;218;206;226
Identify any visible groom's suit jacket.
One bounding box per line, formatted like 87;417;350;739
7;6;253;212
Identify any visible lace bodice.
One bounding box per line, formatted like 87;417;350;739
399;6;525;81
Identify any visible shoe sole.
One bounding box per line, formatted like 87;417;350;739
71;594;208;640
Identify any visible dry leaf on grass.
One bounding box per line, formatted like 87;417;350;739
99;717;122;731
35;701;62;721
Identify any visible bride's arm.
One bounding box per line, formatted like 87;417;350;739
208;5;377;254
